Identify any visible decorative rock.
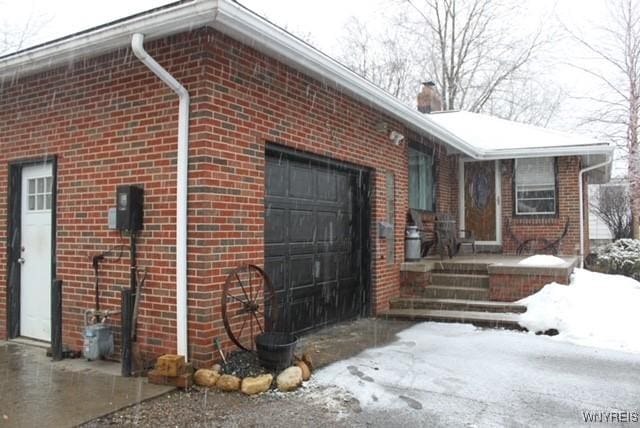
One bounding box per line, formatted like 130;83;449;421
295;361;311;381
216;374;241;392
193;369;220;387
211;363;222;373
241;374;273;395
301;352;314;372
276;366;303;392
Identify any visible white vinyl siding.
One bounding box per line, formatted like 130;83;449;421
515;157;556;215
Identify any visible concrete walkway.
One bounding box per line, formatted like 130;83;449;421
0;341;172;427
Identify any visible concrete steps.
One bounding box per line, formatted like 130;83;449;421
389;297;526;314
431;262;489;275
391;260;526;330
430;273;489;288
412;285;490;300
381;308;524;330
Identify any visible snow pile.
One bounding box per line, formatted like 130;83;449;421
519;268;640;353
517;255;566;266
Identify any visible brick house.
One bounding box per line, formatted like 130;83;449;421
0;0;612;365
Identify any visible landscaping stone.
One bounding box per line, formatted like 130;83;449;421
193;369;220;387
276;366;303;392
210;363;221;373
216;375;241;392
221;351;268;378
295;361;311;381
240;374;273;395
155;354;185;377
301;352;314;372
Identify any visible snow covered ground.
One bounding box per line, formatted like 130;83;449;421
310;322;640;427
519;268;640;354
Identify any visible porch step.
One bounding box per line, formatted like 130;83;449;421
381;308;524;330
411;285;489;300
431;273;489;288
431;262;489;275
389;297;527;314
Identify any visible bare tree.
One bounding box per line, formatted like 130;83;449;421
335;0;562;125
566;0;640;238
591;184;633;240
0;3;49;55
337;17;418;102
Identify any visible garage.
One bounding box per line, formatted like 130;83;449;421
264;146;371;335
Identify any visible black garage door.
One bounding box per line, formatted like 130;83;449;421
264;148;370;335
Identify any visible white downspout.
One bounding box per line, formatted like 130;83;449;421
131;33;189;360
579;155;612;269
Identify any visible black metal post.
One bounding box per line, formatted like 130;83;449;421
130;233;137;293
121;287;134;377
51;278;63;361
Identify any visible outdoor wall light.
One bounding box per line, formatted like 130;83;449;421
389;130;405;146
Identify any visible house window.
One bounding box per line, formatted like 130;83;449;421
27;177;52;211
409;145;435;212
515;157;556;215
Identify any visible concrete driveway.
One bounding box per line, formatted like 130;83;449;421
0;341;172;427
313;322;640;427
82;319;640;427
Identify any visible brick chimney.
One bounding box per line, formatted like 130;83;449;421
417;81;442;113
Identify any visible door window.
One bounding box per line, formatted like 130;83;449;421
27;177;53;211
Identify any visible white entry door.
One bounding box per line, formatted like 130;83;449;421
20;163;53;341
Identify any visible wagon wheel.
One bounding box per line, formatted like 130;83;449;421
221;264;277;352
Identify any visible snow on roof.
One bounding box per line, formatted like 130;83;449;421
0;1;613;169
428;110;608;154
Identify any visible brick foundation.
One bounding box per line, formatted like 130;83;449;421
489;272;571;302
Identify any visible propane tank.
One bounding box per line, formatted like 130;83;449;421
405;225;422;261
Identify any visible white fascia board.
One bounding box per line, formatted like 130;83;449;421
0;1;218;81
477;144;614;160
0;0;613;163
211;0;481;158
0;0;478;157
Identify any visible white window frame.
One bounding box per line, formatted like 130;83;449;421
514;157;556;216
26;176;53;212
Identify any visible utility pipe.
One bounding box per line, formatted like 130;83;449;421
131;33;190;360
579;155;612;268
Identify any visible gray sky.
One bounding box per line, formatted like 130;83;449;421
5;0;604;53
2;0;621;159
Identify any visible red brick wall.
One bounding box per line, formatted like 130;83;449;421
489;272;571;302
501;157;582;255
0;29;456;365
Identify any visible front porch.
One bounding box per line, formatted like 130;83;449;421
381;255;578;329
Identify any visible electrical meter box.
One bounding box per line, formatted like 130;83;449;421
116;185;144;232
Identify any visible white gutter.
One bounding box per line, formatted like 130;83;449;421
579;154;612;268
477;145;613;160
0;0;615;163
0;1;217;80
131;33;189;360
0;0;476;159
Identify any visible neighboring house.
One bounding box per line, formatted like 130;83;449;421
589;184;614;246
588;181;629;246
0;0;613;365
